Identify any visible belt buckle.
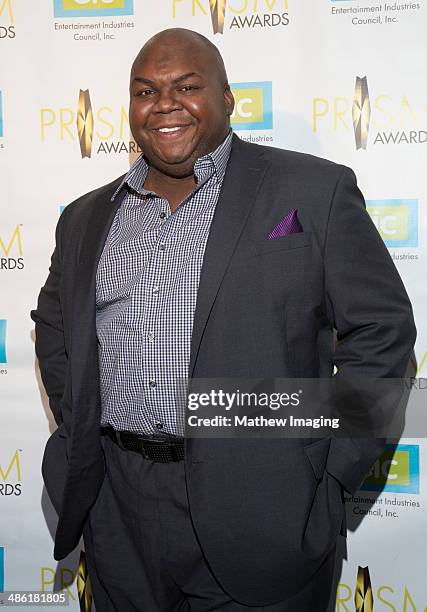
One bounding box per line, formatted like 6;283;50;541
139;439;153;460
137;438;169;463
114;430;126;450
138;437;163;460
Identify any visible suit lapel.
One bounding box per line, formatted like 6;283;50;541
70;137;269;411
70;183;126;409
189;135;269;376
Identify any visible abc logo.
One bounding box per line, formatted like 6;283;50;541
54;0;134;17
369;207;405;238
230;82;273;130
367;199;418;248
63;0;125;6
362;444;419;494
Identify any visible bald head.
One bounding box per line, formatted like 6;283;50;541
128;27;234;179
132;28;229;89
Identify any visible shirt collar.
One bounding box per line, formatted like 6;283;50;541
111;129;233;202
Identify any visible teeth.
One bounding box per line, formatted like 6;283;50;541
158;126;181;133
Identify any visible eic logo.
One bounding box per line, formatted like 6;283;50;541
0;320;6;363
54;0;134;18
366;199;418;248
0;91;3;137
230;82;273;131
362;444;420;494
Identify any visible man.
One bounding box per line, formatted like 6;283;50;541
31;28;416;611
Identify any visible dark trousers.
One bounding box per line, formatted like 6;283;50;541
82;435;336;611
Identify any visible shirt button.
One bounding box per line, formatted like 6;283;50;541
156;423;163;429
152;287;159;295
159;244;165;251
149;379;156;388
159;212;166;219
147;332;155;342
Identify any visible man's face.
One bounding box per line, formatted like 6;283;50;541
129;38;234;178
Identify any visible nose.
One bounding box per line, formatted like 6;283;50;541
154;87;182;114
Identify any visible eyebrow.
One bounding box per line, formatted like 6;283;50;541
132;72;199;86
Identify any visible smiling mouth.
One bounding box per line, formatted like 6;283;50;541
152;125;191;134
157;126;182;133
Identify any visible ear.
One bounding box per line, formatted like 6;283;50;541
224;85;234;117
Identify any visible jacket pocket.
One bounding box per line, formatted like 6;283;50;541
57;422;68;438
303;437;331;481
252;231;311;256
303;438;345;555
42;426;69;514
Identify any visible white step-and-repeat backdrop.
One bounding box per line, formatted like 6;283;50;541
1;1;426;610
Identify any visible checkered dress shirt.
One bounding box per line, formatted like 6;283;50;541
96;130;233;435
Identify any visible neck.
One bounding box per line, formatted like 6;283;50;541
144;165;196;193
144;166;197;213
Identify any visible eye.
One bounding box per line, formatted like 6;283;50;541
179;85;198;92
135;88;155;97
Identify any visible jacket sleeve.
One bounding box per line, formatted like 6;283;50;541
323;167;417;494
31;211;67;427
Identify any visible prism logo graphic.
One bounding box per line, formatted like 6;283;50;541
362;444;420;494
338;569;426;609
312;76;427;148
41;89;94;158
355;566;373;612
54;0;134;18
40;90;139;158
77;89;94;158
313;75;372;149
0;225;24;270
172;0;289;35
352;76;370;150
0;449;22;496
0;320;6;364
230;82;273;130
209;0;227;33
77;551;93;612
0;0;15;38
0;0;13;21
366;199;418;248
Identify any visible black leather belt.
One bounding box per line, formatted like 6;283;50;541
101;427;185;462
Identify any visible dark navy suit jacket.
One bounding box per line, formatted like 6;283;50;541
31;135;416;606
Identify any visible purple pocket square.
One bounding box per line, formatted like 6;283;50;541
268;209;303;239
